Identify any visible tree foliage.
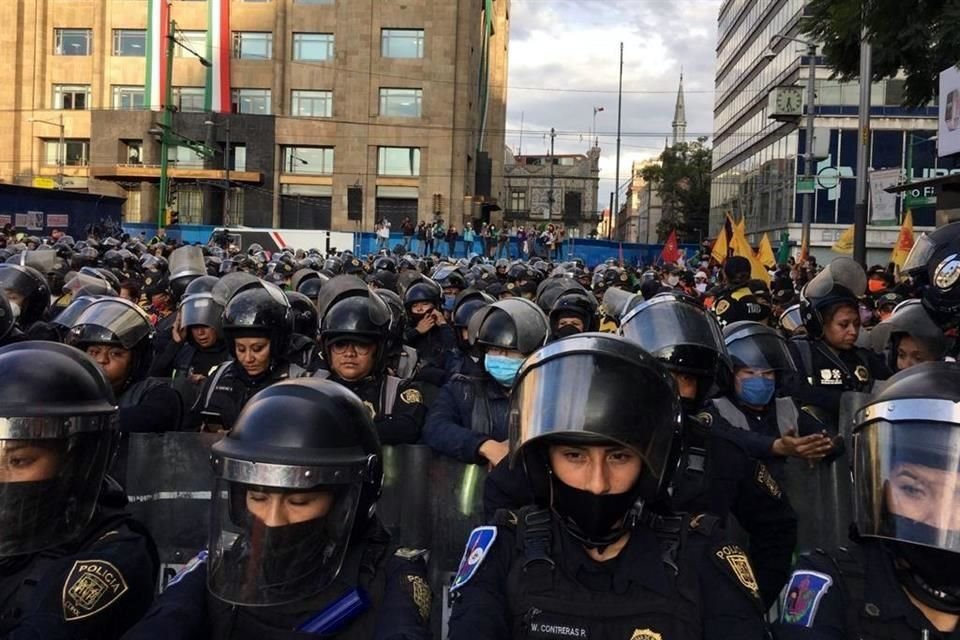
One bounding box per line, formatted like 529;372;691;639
640;137;712;243
802;0;960;107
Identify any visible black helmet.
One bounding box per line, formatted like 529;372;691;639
207;379;382;606
319;294;391;370
374;289;407;350
433;265;466;291
799;257;865;338
549;291;599;333
723;321;797;382
472;298;549;356
452;289;495;329
297;275;328;302
0;264;50;327
184;275;219;297
373;256;397;273
0;342;119;557
852;362;960;610
868;299;949;372
0;294;16;343
904;223;960;328
222;285;294;358
535;278;588;315
509;333;683;547
285;291;318;337
65;297;156;386
168;245;206;300
620;291;731;403
403;280;442;312
179;292;224;334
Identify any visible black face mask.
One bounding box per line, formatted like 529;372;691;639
891;541;960;613
0;480;70;554
553;325;582;340
552;478;639;549
256;518;332;590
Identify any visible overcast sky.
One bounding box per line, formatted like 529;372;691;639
505;0;721;214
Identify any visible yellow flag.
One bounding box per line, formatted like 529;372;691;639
731;218;771;284
831;225;855;254
757;233;777;268
711;227;729;264
891;210;915;269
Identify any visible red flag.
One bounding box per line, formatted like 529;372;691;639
661;230;681;264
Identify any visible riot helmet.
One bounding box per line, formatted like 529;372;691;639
906;222;960;328
452;289;494;348
222;284;294;361
180;292;224;334
869;299;948;372
778;303;804;336
49;294;106;339
549;291;599;338
65;297;156;389
403;280;442;315
799;257;866;338
207;379;382;605
285;291;318;337
0;264;50;327
0;342;119;557
472;297;549;356
620;291;731;405
319;293;391;373
0;293;17;344
168;245;206;300
509;334;683;548
723;321;796;405
852;362;960;612
183;275;219;297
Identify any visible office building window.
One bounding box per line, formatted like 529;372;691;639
123;140;142;164
174;31;206;58
55;28;91;55
379;88;422;118
113;86;145;110
113;29;146;56
292;33;334;61
283;146;334;174
233;32;272;59
510;190;527;212
291;90;333;117
168;145;206;168
53;85;90;110
378;147;420;176
232;145;247;172
381;29;423;59
173;87;205;112
43;140;89;166
232;89;271;114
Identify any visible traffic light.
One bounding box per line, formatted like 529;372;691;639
167;208;180;226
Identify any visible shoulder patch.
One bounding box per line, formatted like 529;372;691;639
714;299;730;315
400;388;423;404
694;411;713;427
62;559;129;621
166;550;208;589
713;544;762;605
780;570;833;627
450;525;497;592
755;463;782;499
405;574;432;622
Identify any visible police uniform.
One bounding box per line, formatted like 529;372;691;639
124;522;431;640
448;508;768;639
190;360;305;431
314;370;426;445
712;285;768;328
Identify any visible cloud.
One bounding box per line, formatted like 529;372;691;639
505;0;721;209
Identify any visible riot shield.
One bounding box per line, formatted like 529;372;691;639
169;245;206;282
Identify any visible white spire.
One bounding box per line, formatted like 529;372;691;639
671;69;687;146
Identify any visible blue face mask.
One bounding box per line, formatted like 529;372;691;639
737;376;776;406
484;353;523;387
443;295;456;312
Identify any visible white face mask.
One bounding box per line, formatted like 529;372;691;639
666;275;680;287
695;283;707;293
8;301;20;320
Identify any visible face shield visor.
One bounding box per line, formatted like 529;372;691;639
67;300;153;350
207;455;372;606
854;407;960;554
901;232;936;277
0;416;116;557
179;294;224;333
726;331;797;373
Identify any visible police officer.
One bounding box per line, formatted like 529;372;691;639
0;293;23;347
314;293;426;445
869;299;949;373
0;263;50;333
0;342;157;638
787;258;891;426
774;362;960;639
620;292;798;606
121;379;431;639
712;258;771;328
192;284;306;432
547;290;598;340
447;334;768;639
402;280;456;387
66;296;183;433
374;289;420;380
422;298;548;466
446;288;495;377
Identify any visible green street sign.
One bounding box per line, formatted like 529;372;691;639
796;177;816;194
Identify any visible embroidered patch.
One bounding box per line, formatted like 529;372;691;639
780;570;833;627
714;544;760;601
819;369;842;384
400;388;423;404
62;559;129;621
694;411;713;427
715;300;730;315
631;630;663;640
756;463;782;498
450;526;497;592
166;550;208;589
406;574;432;622
854;365;869;383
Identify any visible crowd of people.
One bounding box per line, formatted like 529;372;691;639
375;217;566;260
2;220;960;638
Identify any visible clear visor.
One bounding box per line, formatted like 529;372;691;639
0;432;114;557
63;273;114;296
207;479;362;606
180;295;223;332
855;420;960;552
779;305;803;332
621;297;725;356
727;332;797;372
509;353;680;491
69;301;152;349
901;232;936;275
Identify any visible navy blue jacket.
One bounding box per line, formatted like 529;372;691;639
421;374;509;463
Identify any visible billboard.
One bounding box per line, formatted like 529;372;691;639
941;65;960;157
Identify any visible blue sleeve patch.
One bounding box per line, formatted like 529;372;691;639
780;570;833;627
450;526;497;592
166;550;208;589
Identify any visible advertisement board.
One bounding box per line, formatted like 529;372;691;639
940;65;960;157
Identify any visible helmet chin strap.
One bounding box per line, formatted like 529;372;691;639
895;560;960;614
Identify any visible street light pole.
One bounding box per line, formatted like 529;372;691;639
157;18;176;233
223;119;231;225
853;21;872;266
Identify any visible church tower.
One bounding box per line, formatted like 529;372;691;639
671;71;687;146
